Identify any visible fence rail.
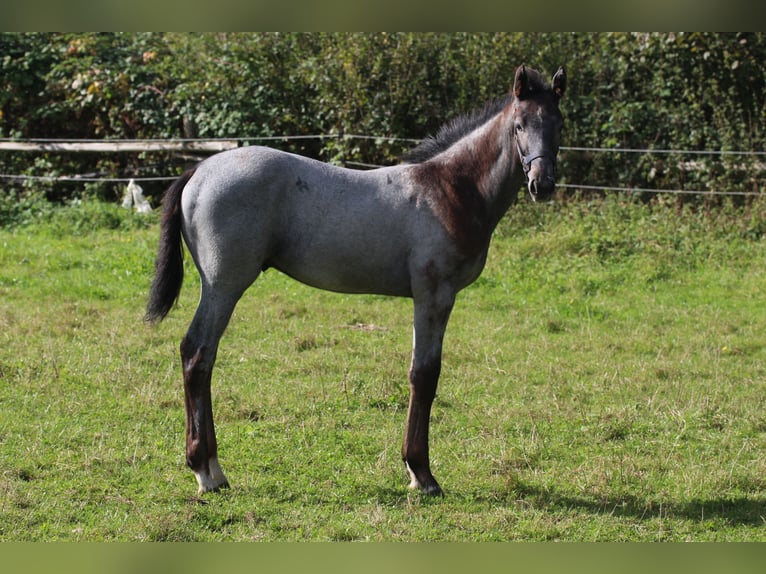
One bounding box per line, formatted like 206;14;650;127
0;139;240;153
1;135;764;196
2;136;765;156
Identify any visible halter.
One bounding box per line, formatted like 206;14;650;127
515;136;556;181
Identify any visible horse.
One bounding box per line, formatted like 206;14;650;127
146;64;566;496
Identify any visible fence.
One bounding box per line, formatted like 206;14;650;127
1;135;764;196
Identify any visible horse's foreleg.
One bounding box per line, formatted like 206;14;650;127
403;356;442;495
402;290;455;496
180;291;239;494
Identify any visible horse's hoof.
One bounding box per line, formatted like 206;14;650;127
193;457;230;494
194;472;230;494
420;482;443;496
209;480;231;494
405;461;443;496
197;481;230;495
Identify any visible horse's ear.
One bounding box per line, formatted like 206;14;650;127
552;66;566;98
513;65;529;99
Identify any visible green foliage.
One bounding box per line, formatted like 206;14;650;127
39;198;156;234
558;33;765;199
0;189;156;230
1;33;764;207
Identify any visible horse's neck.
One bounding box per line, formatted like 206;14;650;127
450;113;524;227
486;136;524;226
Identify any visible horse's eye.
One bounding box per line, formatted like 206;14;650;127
515;123;523;133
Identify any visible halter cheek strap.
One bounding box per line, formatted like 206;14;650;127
515;138;556;179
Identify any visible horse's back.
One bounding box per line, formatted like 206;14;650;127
183;145;406;219
179;146;426;296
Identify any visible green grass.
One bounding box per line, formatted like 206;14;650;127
1;197;766;540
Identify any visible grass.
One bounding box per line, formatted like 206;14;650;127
1;196;766;540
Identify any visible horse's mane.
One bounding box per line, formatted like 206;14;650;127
402;68;550;164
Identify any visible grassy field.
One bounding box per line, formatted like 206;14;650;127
1;196;765;541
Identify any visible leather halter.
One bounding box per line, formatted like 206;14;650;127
515;136;556;181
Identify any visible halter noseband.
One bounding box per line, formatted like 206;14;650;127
515;137;556;181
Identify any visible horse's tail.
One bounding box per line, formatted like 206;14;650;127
145;167;197;324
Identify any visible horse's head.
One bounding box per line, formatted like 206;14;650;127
511;65;566;202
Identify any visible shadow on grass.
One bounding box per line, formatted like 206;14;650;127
472;481;766;527
372;480;766;528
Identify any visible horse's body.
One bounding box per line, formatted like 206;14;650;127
147;65;566;495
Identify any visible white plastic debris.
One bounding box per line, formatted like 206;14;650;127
121;181;134;208
122;179;153;214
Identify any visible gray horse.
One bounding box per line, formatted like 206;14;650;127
146;65;566;495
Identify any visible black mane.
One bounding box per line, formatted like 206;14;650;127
402;68;551;164
401;95;512;164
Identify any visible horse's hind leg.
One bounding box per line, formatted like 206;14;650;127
180;285;243;494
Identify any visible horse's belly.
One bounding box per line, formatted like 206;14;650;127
271;248;413;297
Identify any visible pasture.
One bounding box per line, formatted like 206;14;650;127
1;196;765;541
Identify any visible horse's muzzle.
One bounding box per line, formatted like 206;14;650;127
527;161;556;203
524;152;557;202
528;177;555;202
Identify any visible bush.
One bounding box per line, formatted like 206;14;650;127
1;33;764;208
39;199;156;234
0;188;52;228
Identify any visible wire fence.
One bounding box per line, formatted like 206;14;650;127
1;134;764;196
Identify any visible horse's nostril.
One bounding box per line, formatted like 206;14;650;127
529;177;556;202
